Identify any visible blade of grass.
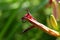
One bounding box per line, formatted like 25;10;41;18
5;1;25;39
0;11;17;40
6;22;21;40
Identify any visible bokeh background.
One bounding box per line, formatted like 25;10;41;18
0;0;60;40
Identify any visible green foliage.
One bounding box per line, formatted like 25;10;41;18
0;0;60;40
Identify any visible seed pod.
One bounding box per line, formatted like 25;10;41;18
50;15;59;30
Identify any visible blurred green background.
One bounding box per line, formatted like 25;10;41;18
0;0;60;40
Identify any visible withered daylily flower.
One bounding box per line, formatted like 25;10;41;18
51;0;60;20
22;11;60;37
21;0;60;37
46;0;60;20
